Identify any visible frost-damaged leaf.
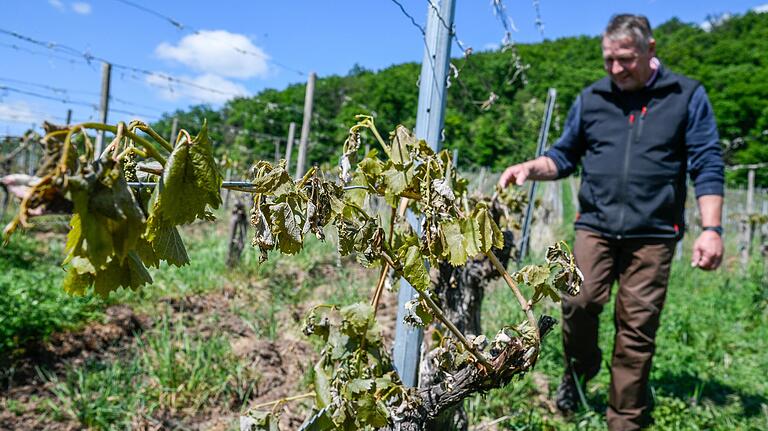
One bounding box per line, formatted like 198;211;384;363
401;245;429;292
102;167;146;261
250;200;275;261
250;160;294;196
270;201;303;255
64;163;146;269
145;120;223;236
546;241;583;297
241;411;280;431
339;129;360;184
432;178;455;201
514;264;559;303
388;125;415;166
404;298;433;327
357;153;383;186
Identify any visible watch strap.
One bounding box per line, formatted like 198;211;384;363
702;226;723;236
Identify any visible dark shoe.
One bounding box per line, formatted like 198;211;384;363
555;373;580;414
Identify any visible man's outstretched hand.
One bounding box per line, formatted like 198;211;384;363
498;156;559;188
691;230;723;270
498;163;531;188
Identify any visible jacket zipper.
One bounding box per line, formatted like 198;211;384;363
616;107;645;239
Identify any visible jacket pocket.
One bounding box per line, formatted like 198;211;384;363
624;175;678;236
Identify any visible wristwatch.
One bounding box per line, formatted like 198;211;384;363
702;226;723;236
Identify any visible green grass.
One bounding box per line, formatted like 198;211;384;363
9;193;765;430
473;256;768;430
0;234;104;356
43;311;258;428
2;215;377;428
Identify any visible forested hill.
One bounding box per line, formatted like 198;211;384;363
152;11;768;185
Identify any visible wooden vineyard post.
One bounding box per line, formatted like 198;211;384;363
223;166;233;209
393;0;456;388
94;62;112;157
226;199;249;268
273;138;280;164
741;168;756;267
295;72;316;180
169;117;179;145
284;122;296;172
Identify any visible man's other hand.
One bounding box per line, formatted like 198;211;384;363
499;163;531;188
691;230;723;270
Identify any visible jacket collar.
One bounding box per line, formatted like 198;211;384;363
592;65;680;94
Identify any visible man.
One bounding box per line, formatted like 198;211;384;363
498;14;724;430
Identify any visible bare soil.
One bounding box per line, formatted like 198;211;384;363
0;288;318;431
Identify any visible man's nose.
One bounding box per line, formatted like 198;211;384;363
609;60;624;74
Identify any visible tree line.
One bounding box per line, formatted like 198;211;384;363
151;11;768;186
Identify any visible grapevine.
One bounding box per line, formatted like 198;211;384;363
4;115;582;430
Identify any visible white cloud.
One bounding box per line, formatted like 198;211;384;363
145;72;248;104
48;0;65;11
699;12;732;32
155;30;270;79
0;101;41;124
71;2;92;15
483;42;500;51
754;3;768;13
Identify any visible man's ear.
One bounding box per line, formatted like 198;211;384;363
647;38;656;56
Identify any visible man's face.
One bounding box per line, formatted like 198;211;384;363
601;36;656;91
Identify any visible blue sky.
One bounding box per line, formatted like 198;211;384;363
1;0;766;136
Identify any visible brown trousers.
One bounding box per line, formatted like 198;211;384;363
562;230;675;430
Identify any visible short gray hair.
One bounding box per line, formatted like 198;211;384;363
604;14;653;52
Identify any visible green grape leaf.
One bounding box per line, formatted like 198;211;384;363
401;245;429;293
340;303;374;335
473;204;504;253
150;225;189;267
66;184;113;268
298;408;334;431
346;378;373;395
135;237;160;268
460;216;482;258
93;252;152;297
145;121;223;238
313;362;332;409
63;266;92;296
356;394;389;428
439;219;467;266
